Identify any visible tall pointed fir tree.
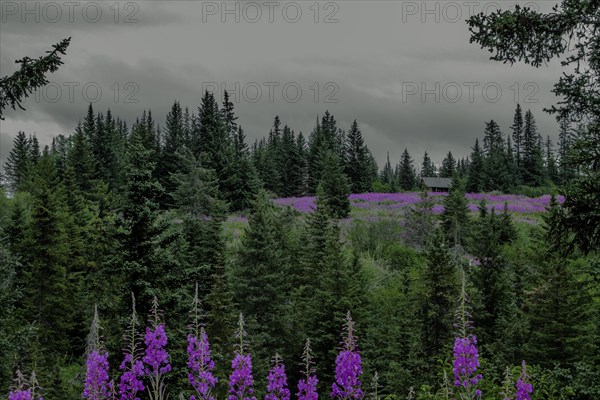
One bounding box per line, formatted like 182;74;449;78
466;138;483;193
22;151;78;395
3;131;34;193
120;125;165;310
511;104;524;176
440;151;456;178
404;185;436;249
557;116;574;185
379;153;396;191
158;101;186;207
308;111;340;193
420;229;458;366
440;178;470;249
545;136;559;184
294;187;364;387
481;120;510;192
397;148;416;191
421;151;436;177
521;110;545;186
317;149;351;219
232;190;292;380
344;120;372;193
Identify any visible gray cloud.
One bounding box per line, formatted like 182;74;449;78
1;0;565;168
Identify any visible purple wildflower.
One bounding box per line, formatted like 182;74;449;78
452;335;482;395
9;390;33;400
8;371;43;400
331;312;364;400
298;339;318;400
144;297;171;400
118;295;145;400
188;328;217;400
119;354;145;400
83;350;113;400
228;353;256;400
516;361;533;400
298;376;319;400
265;356;290;400
143;323;171;375
229;314;256;400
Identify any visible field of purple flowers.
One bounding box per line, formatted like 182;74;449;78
274;193;563;215
269;193;563;226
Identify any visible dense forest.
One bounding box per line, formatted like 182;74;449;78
1;1;599;399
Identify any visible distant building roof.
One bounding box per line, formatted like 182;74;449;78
422;177;452;189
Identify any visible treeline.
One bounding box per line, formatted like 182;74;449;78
3;100;575;207
378;105;576;193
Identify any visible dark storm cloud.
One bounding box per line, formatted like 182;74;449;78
1;0;566;167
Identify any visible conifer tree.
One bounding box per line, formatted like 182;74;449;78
3;131;33;192
440;178;470;249
440;151;456;178
23;152;76;364
466;139;483;193
557;116;574;184
511;104;524;171
545;135;559;184
120;127;164;309
317;150;351;219
397;149;416;191
421;229;458;364
68;122;96;195
344;120;371;193
232;190;291;379
379;153;396;191
521;110;545;186
159;101;186;205
404;185;436;249
481;120;510;192
420;151;436;177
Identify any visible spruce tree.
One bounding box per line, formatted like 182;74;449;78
420;151;436;177
466;138;483;193
481;120;510;192
23;152;76;366
159;101;186;205
440;178;470;249
557;116;574;184
3;131;33;192
68;122;96;195
317;149;351;219
521;110;545;186
120;127;164;309
344;120;371;193
545;135;559;184
420;229;458;365
511;104;524;172
232;190;291;379
379;152;396;191
404;185;436;249
397;148;416;191
439;151;456;178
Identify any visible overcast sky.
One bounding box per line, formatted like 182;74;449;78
1;0;565;171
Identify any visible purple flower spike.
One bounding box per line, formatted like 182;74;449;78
188;328;217;400
83;350;113;400
143;323;172;376
265;357;290;400
298;376;319;400
331;312;364;400
516;361;533;400
452;335;482;398
228;353;256;400
118;354;145;400
9;390;33;400
298;339;318;400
